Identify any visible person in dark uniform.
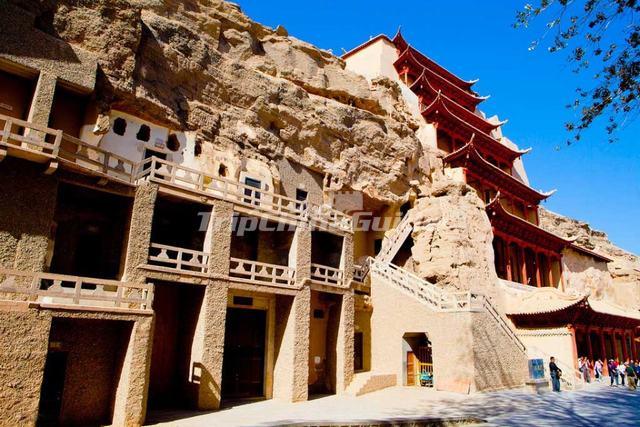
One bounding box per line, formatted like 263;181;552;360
549;356;562;392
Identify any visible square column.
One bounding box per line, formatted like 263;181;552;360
194;200;234;409
112;316;154;427
341;232;354;286
123;182;158;283
273;287;310;402
206;201;234;277
26;72;56;128
292;224;312;284
194;280;229;409
335;291;355;393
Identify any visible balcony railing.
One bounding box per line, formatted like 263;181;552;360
311;263;345;287
229;258;296;288
307;203;353;232
137;157;304;221
0;269;153;312
136;157;352;232
0;113;61;162
147;243;210;274
58;134;138;183
0;114;353;232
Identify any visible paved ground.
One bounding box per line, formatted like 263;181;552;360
146;382;640;426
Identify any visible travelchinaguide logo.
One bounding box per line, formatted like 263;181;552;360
198;190;399;234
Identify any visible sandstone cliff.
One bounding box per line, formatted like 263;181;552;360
539;208;640;285
9;0;423;203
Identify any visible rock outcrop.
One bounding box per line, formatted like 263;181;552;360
539;208;640;285
6;0;423;203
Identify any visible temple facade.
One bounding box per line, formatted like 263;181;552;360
344;31;640;384
0;2;638;426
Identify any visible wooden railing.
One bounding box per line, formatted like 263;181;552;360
137;157;305;221
369;257;527;353
229;258;296;288
58;134;138;183
0;269;153;311
353;263;368;283
136;157;352;232
377;214;413;264
0;114;352;232
369;258;459;311
471;293;527;353
148;243;210;274
0;113;61;161
310;263;345;287
306;203;353;232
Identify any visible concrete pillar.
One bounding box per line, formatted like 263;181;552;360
0;161;58;272
26;72;56;128
341;232;354;286
193;200;233;409
206;200;234;276
122;182;158;282
195;280;229;410
292;224;312;284
335;291;355;393
0;307;52;426
112;316;154;427
273;287;310;402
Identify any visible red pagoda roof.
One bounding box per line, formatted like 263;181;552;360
445;141;552;204
507;292;640;329
410;73;501;134
395;48;487;110
486;194;570;254
422;93;528;163
392;30;477;91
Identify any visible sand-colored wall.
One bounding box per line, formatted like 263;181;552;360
0;159;58;272
517;327;575;375
370;273;527;393
562;247;612;299
0;305;51;427
354;309;372;372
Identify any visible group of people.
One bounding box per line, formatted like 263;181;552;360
548;356;640;392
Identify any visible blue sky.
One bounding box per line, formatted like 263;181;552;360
236;0;640;254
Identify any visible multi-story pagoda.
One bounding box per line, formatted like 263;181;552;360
348;30;569;289
344;30;640;375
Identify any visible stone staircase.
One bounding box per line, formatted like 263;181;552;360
345;371;397;396
369;258;527;353
377;214;413;264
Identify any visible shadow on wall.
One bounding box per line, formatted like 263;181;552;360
472;313;527;392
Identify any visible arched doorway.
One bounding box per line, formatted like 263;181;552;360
402;333;433;387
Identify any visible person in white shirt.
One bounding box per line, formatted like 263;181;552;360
617;361;627;386
594;359;603;382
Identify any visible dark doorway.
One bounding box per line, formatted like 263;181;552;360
148;282;205;410
48;84;89;138
309;291;341;396
49;183;132;279
0;68;36;123
222;308;267;400
37;352;68;426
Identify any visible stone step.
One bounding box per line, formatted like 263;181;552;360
346;372;397;396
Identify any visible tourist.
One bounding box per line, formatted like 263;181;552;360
635;361;640;384
617;360;626;386
549;356;562;392
609;359;619;386
626;362;637;391
594;359;603;382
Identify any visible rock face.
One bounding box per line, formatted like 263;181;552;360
539;209;640;284
410;179;499;298
8;0;422;204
